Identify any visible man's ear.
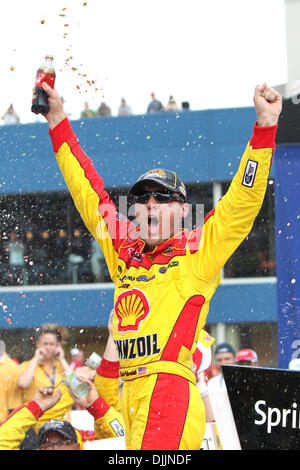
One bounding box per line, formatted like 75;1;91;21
181;202;190;218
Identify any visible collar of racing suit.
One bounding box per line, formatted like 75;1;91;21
121;228;198;256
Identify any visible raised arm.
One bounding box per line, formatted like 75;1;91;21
0;388;61;450
188;84;282;281
94;310;122;413
36;83;136;282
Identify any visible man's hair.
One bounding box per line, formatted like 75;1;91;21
19;428;38;450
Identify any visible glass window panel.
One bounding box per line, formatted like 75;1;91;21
222;179;276;278
0;191;110;286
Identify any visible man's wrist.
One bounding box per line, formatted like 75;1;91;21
250;122;277;149
87;396;110;420
47;112;67;130
49;118;74;153
34;402;47;412
27;401;44;418
97;358;120;378
257;116;278;127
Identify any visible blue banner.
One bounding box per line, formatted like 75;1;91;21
275;146;300;369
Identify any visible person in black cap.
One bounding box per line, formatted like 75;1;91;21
35;81;281;450
0;386;80;451
0;371;125;450
207;343;236;392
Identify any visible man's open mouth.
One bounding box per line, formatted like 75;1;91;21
148;215;159;227
147;215;160;237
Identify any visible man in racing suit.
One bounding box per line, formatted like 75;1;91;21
36;82;281;450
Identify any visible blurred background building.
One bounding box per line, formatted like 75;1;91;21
0;0;299;368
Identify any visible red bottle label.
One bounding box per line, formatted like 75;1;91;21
35;72;55;88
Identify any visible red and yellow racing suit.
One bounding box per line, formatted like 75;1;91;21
0;396;125;450
49;118;277;450
95;358;123;414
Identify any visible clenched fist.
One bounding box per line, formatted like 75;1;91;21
254;83;282;127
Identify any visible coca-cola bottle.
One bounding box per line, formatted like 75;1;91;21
31;55;56;115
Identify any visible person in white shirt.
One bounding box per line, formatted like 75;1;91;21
207;343;236;392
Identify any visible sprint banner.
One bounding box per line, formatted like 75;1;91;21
223;365;300;450
274;146;300;369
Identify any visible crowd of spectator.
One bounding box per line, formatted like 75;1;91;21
0;228;110;287
1;319;287;450
1;93;190;126
79;93;189;119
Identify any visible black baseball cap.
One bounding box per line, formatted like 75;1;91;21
215;343;236;356
38;419;78;446
129;168;187;202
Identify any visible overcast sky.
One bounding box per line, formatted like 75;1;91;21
0;0;287;123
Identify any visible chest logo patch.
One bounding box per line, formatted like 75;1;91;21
115;288;150;332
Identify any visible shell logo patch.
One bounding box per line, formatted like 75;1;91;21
115;288;150;332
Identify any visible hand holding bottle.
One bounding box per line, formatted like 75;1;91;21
32;83;67;129
31;55;56;115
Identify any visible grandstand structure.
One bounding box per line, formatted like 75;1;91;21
3;0;300;367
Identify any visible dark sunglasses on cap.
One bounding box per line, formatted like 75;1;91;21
130;189;185;205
